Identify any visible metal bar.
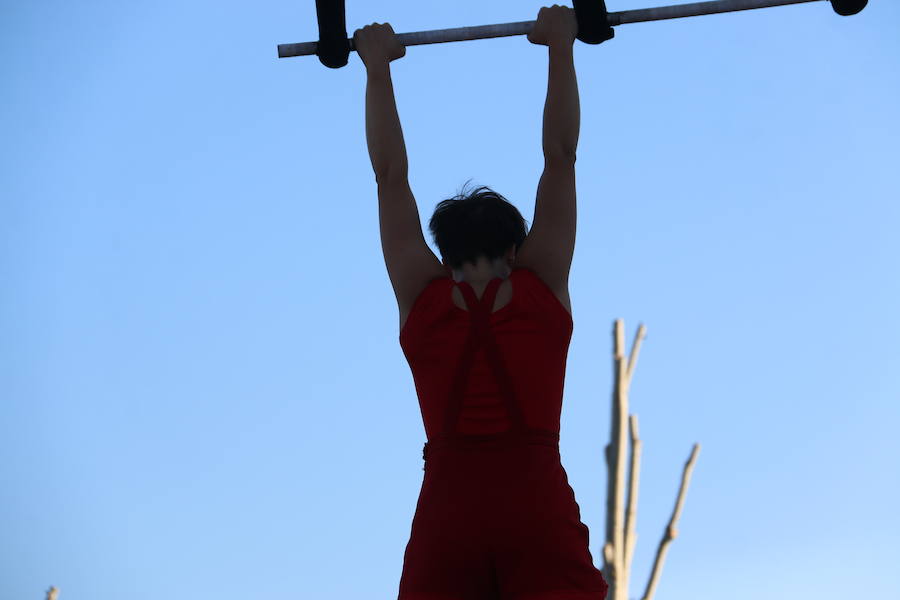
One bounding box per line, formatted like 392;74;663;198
610;0;820;25
277;0;823;58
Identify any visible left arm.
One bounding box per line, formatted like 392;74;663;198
364;62;409;183
355;24;445;324
364;61;424;250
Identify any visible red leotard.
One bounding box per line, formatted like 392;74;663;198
397;267;608;600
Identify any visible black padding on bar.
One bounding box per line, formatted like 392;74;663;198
573;0;615;45
830;0;868;16
315;0;350;68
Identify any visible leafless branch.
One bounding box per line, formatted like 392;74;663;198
641;443;701;600
624;414;641;582
625;323;647;387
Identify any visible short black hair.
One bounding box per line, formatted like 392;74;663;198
428;180;530;271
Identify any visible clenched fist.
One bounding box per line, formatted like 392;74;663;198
353;23;406;69
528;5;578;47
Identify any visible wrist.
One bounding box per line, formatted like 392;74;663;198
549;42;574;54
366;61;391;78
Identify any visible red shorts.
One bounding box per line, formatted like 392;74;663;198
396;431;608;600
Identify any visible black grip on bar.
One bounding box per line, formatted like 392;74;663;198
830;0;867;15
315;0;350;68
573;0;615;45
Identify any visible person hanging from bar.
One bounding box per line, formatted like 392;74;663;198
355;5;608;599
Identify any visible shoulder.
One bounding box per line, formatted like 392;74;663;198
399;272;452;334
513;266;572;317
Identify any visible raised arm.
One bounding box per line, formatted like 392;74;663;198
355;24;445;330
356;24;409;181
516;6;580;296
537;9;580;158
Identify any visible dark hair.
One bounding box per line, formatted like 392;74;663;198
428;180;530;271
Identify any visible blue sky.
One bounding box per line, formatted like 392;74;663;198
2;1;898;598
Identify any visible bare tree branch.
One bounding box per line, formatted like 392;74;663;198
625;323;647;388
641;443;701;600
624;414;641;585
601;319;699;600
602;442;614;585
613;326;629;593
604;320;626;596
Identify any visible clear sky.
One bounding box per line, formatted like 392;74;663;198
3;1;898;599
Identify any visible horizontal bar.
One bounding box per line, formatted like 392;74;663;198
277;0;823;58
610;0;820;25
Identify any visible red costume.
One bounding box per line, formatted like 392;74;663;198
397;267;608;600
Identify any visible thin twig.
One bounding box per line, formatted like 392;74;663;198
641;443;701;600
625;323;647;388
